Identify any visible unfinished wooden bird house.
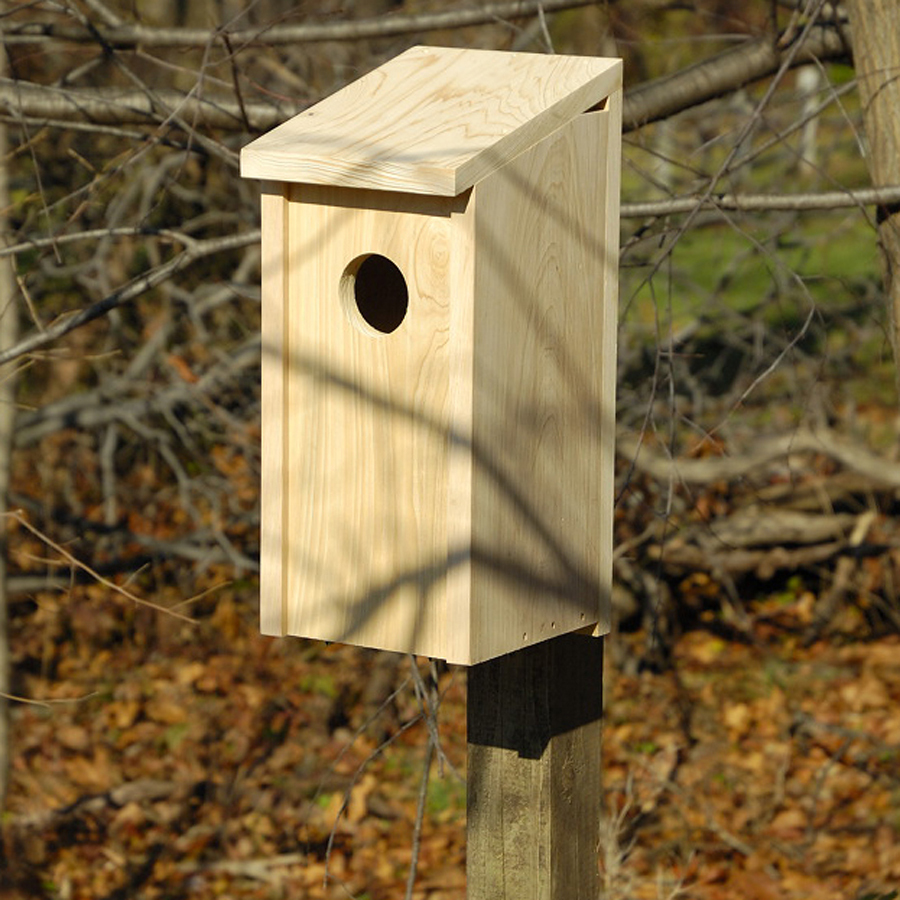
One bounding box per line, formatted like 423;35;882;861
241;46;622;665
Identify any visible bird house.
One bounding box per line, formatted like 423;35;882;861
241;46;621;665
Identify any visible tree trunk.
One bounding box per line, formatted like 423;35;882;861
845;0;900;398
0;76;16;810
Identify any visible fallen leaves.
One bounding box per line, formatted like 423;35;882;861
4;592;470;899
605;626;900;900
7;578;900;900
6;468;900;900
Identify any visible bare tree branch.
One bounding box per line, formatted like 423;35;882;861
1;20;854;138
14;335;260;447
2;0;599;47
0;226;215;258
4;511;197;622
618;425;900;489
0;114;184;144
0;231;259;368
623;24;851;131
0;78;259;131
621;184;900;217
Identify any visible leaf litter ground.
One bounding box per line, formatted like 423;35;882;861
5;573;900;900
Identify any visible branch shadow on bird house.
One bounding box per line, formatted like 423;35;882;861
242;46;622;666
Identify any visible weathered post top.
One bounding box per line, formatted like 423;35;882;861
242;46;622;665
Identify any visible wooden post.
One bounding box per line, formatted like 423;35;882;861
467;631;604;899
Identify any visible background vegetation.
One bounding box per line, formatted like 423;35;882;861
2;1;900;898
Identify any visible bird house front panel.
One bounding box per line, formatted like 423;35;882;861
263;185;476;661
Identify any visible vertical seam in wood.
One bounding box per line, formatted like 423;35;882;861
280;185;290;635
448;195;475;662
600;79;622;633
260;181;288;636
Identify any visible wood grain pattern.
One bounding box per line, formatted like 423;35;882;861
254;52;622;664
467;633;603;900
465;107;615;662
596;86;622;636
259;183;288;636
240;46;620;196
274;185;472;660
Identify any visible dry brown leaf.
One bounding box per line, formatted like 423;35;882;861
55;724;91;753
767;807;806;837
723;701;752;739
145;697;188;725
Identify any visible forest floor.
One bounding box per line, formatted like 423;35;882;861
4;561;900;900
4;392;900;900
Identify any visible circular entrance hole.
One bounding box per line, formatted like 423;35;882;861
340;253;409;335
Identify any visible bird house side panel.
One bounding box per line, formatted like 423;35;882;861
468;108;617;661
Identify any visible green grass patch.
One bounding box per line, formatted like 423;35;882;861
426;776;466;822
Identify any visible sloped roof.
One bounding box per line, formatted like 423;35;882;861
241;45;621;196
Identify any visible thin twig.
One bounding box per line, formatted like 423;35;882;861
0;689;98;707
320;677;421;887
404;731;435;900
0;225;200;258
4;510;196;623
